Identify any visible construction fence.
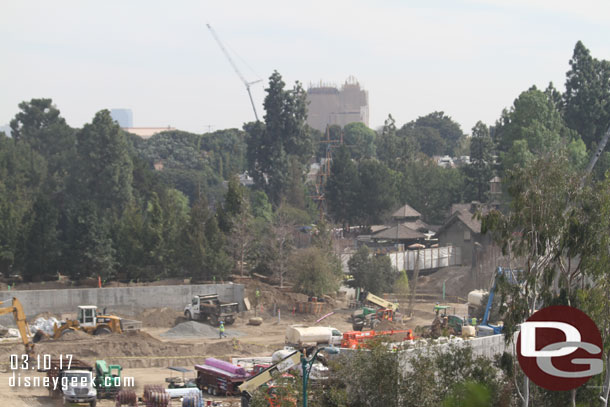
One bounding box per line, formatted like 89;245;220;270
389;246;462;271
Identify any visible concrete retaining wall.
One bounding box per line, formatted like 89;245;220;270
396;333;517;372
0;283;244;325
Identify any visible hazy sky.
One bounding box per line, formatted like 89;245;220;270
2;1;609;135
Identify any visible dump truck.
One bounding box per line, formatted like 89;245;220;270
52;305;142;339
43;356;97;406
94;360;122;399
184;293;239;326
195;357;250;396
285;325;342;348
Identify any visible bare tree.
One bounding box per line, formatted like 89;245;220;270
271;203;294;288
230;197;254;277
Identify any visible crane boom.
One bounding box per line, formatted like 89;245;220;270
206;23;261;121
0;297;35;357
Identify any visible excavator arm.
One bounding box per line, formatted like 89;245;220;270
0;297;35;357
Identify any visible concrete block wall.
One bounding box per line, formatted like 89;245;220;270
396;333;517;373
0;283;244;325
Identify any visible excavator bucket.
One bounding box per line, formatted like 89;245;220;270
32;330;48;343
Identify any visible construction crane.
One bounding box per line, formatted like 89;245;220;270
206;23;262;121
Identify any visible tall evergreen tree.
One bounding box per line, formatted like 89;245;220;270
245;71;312;205
10;98;75;188
564;41;610;149
62;201;115;281
463;121;494;202
326;145;359;226
74;110;133;216
18;195;61;281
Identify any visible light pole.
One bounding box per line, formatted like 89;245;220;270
301;347;339;407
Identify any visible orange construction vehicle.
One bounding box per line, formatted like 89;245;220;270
0;297;35;358
341;329;414;349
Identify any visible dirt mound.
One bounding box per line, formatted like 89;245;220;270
55;329;92;341
206;340;271;357
245;280;308;311
136;307;184;328
160;321;243;338
375;319;402;331
417;266;473;299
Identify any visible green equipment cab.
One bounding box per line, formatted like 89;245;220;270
95;360;122;398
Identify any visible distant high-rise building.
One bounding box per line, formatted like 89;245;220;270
110;109;133;128
306;76;369;133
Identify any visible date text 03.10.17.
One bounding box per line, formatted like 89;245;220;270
10;354;73;371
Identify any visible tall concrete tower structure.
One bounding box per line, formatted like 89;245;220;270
306;76;369;133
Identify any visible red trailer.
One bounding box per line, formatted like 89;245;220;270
195;358;249;396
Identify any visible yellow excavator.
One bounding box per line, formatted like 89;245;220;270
0;297;35;358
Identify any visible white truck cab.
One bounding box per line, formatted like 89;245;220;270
77;306;98;328
62;369;97;407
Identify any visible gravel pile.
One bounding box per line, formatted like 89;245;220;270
160;321;243;338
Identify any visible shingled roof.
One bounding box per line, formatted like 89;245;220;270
372;224;425;240
392;204;421;219
438;210;482;234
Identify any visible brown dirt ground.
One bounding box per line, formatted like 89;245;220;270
0;278;469;406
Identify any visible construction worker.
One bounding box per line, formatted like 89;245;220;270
219;321;226;339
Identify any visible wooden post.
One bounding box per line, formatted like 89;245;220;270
407;250;421;318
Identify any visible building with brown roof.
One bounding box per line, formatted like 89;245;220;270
435;202;492;266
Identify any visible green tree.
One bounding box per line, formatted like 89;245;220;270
463;121;494;202
326;145;359;227
160;188;190;275
18;194;61;281
289;247;342;297
495;87;575;171
398;159;465;224
481;153;610;406
0;135;47;276
203;214;232;281
62;201;115;281
356;159;397;226
393;269;410;298
9;98;75;189
347;246;395;295
563;41;610;149
343;122;376;160
414;111;465;155
218;175;244;233
115;193;166;281
250;189;273;222
74;110;133;216
245;71;313;205
377;114;419;169
181;195;210;279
